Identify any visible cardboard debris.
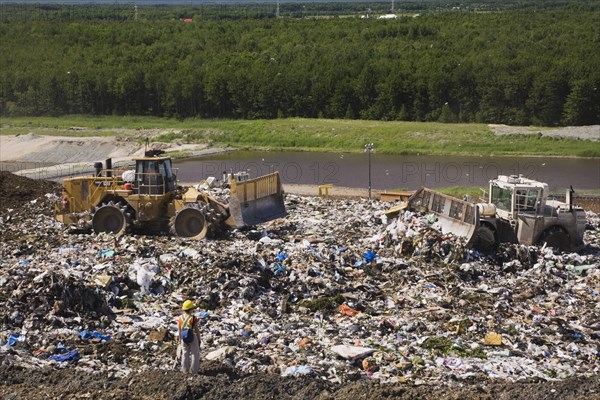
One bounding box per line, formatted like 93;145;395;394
484;332;503;346
94;275;113;289
148;329;169;342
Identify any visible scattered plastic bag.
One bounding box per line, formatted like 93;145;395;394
79;330;111;342
49;349;80;363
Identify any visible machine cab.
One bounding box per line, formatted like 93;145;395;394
489;175;547;220
134;156;177;194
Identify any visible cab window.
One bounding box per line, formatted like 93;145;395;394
515;188;540;212
491;184;512;211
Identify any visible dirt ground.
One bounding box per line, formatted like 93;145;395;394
1;363;599;400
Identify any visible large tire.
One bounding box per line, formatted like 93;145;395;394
171;204;207;239
92;201;128;235
472;225;496;252
538;226;571;252
203;200;229;237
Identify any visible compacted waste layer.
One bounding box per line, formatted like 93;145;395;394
0;171;599;399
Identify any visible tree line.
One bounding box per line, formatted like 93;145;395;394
1;3;599;125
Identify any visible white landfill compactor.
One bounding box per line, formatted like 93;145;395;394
407;175;587;252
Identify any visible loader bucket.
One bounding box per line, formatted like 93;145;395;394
408;188;480;246
227;171;287;228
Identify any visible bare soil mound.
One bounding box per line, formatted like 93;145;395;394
0;170;60;212
489;124;600;140
0;133;143;164
1;365;599;400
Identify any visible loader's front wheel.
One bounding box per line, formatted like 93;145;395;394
92;201;128;235
539;226;570;253
171;204;207;239
472;225;496;252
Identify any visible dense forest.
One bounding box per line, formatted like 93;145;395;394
1;1;599;125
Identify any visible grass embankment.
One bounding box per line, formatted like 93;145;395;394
1;116;599;157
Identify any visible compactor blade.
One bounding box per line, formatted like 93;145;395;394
228;171;287;228
408;188;480;246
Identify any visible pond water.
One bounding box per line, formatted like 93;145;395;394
175;151;600;191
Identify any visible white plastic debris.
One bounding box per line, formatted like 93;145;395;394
330;345;376;361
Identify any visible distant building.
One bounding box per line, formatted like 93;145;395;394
378;14;397;19
181;18;193;23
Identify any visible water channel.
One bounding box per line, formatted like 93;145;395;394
175;151;600;191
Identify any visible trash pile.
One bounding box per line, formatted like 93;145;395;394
1;172;599;386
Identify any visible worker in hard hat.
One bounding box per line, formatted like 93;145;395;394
177;299;201;373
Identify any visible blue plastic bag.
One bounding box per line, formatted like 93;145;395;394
8;333;22;346
49;349;80;363
274;262;286;276
79;330;111;342
364;250;376;262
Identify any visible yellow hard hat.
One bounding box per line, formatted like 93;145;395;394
182;300;196;311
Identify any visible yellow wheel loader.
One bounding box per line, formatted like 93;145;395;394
55;153;286;239
406;175;586;252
